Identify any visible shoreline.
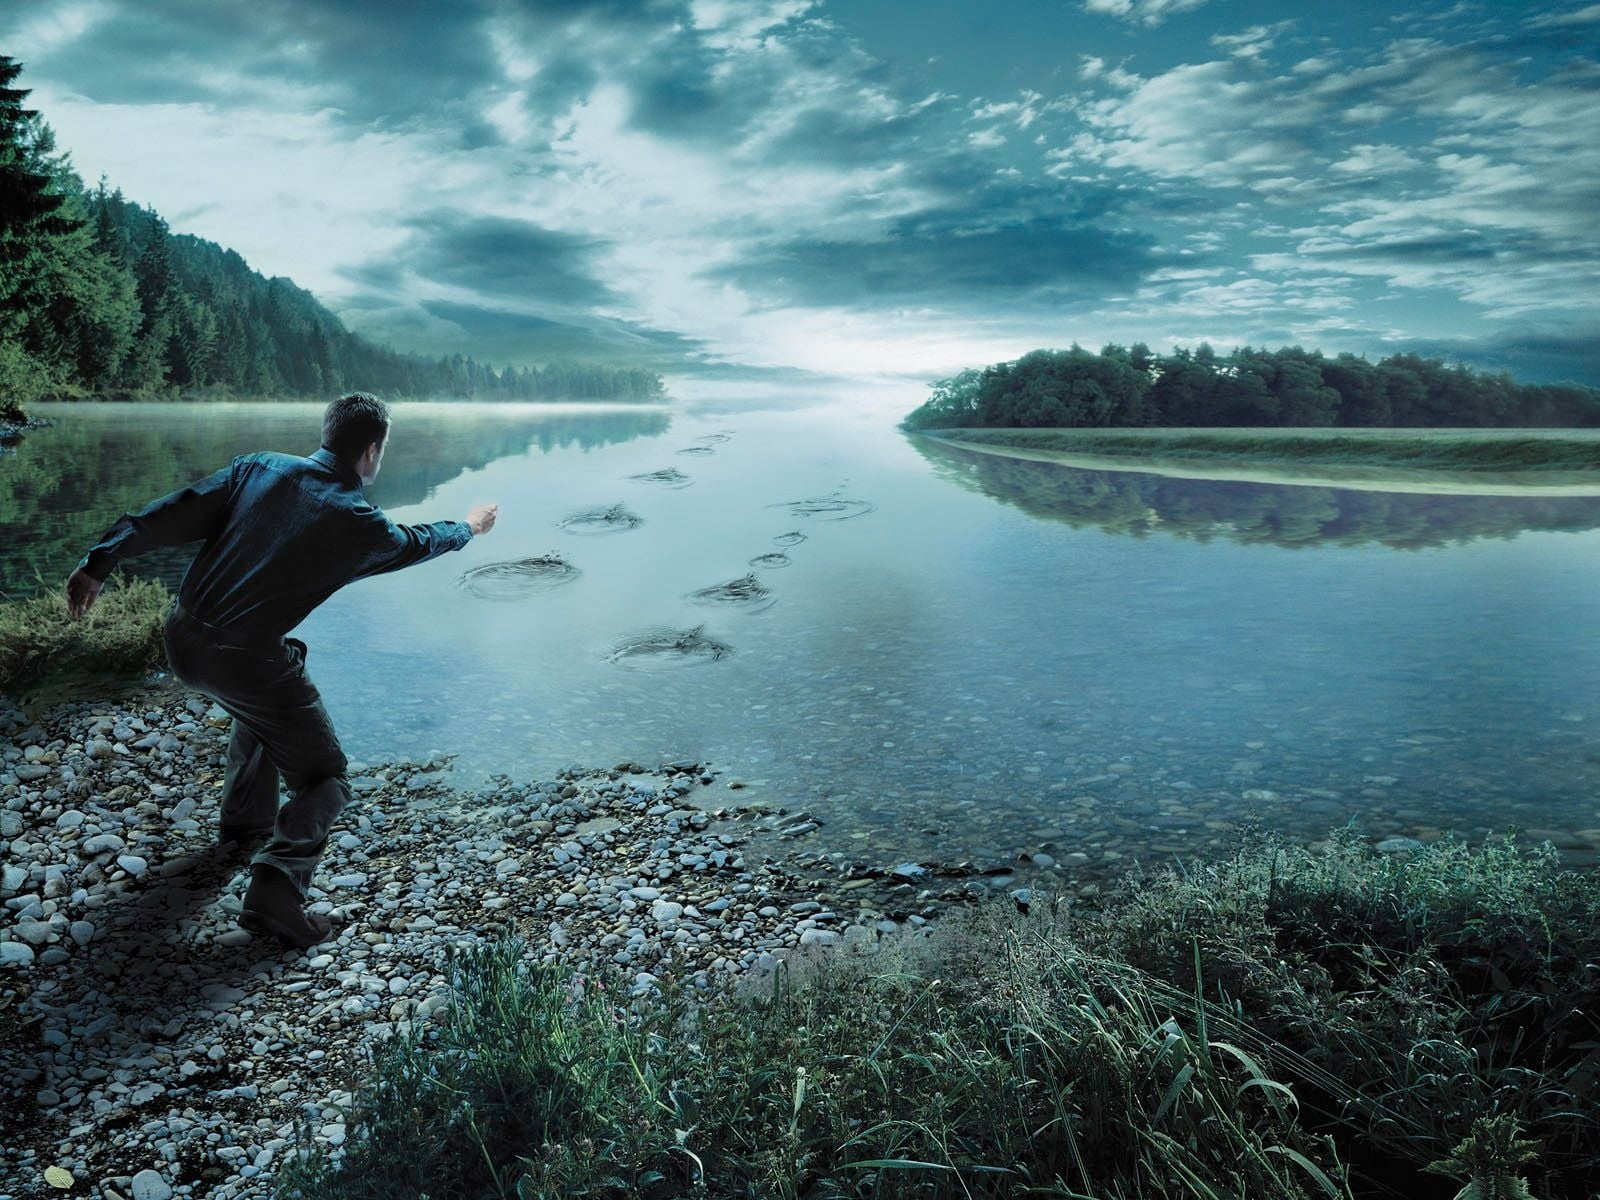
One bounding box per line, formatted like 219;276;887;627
5;679;1598;1197
917;426;1600;494
0;679;1029;1198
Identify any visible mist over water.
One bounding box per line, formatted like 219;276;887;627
10;396;1600;866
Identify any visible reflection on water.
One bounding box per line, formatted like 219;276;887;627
910;433;1600;550
5;399;1600;876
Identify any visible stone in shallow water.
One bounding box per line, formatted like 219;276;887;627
1374;837;1424;853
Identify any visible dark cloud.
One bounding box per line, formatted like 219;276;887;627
395;211;621;308
711;211;1160;307
23;0;503;129
1380;325;1600;388
336;295;709;370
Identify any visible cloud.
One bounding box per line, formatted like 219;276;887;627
385;212;621;309
1527;3;1600;28
1081;0;1213;27
1379;323;1600;386
706;207;1161;308
1064;33;1600;315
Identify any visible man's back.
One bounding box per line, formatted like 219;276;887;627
77;446;474;641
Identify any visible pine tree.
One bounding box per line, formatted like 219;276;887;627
0;56;84;408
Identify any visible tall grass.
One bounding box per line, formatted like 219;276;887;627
0;569;171;694
272;829;1599;1199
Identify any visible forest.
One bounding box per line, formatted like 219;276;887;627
0;57;663;424
903;343;1600;431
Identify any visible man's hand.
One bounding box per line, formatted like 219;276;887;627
468;503;499;536
66;568;104;619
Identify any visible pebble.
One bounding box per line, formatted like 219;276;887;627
130;1168;174;1200
0;686;1070;1194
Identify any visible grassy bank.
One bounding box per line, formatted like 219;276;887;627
919;427;1600;479
0;570;170;696
273;829;1599;1200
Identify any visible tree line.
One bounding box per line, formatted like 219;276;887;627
903;343;1600;431
0;56;663;423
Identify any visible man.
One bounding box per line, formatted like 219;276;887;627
64;392;498;950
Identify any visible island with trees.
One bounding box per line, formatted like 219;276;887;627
902;344;1600;479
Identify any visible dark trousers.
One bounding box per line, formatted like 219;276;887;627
163;604;350;899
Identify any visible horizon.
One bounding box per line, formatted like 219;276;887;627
4;0;1598;389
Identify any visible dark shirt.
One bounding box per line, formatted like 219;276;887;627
77;446;474;641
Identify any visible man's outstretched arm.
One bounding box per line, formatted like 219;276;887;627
67;461;237;618
350;502;498;579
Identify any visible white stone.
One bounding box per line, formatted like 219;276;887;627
116;855;149;877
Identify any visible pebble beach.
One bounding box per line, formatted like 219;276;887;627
0;682;1024;1200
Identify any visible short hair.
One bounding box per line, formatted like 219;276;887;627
322;392;390;460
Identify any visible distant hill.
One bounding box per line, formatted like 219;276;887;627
0;55;663;419
902;344;1600;432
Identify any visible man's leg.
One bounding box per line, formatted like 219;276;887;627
219;718;281;834
229;639;352;900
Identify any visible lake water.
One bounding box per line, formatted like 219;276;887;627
6;395;1600;873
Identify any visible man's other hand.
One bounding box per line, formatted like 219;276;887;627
66;568;104;618
468;503;499;536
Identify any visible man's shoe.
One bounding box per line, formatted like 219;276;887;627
238;864;332;950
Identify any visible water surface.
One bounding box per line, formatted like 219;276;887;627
6;397;1599;870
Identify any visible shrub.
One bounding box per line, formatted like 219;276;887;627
0;570;171;694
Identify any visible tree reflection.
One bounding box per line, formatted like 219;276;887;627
909;434;1600;550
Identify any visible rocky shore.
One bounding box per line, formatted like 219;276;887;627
0;683;1024;1200
0;413;53;446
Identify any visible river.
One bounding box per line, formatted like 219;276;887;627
5;392;1599;871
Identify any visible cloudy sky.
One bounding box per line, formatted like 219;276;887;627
5;0;1599;386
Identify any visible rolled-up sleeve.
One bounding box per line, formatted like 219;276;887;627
349;506;474;579
77;460;238;582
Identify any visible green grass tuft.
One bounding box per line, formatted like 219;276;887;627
0;569;172;694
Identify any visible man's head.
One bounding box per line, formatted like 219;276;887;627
322;392;390;486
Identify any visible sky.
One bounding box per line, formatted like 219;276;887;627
4;0;1599;387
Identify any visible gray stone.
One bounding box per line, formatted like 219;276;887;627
14;919;53;945
81;833;126;855
1;940;34;966
130;1169;173;1200
651;900;684;923
1375;837;1425;853
116;855;149;878
55;809;86;830
14;764;49;782
69;921;95;946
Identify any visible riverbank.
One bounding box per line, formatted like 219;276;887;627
0;682;1004;1199
916;426;1600;493
0;412;54;446
3;681;1598;1199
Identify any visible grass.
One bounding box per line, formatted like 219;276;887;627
0;569;172;695
919;427;1600;475
272;828;1599;1200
